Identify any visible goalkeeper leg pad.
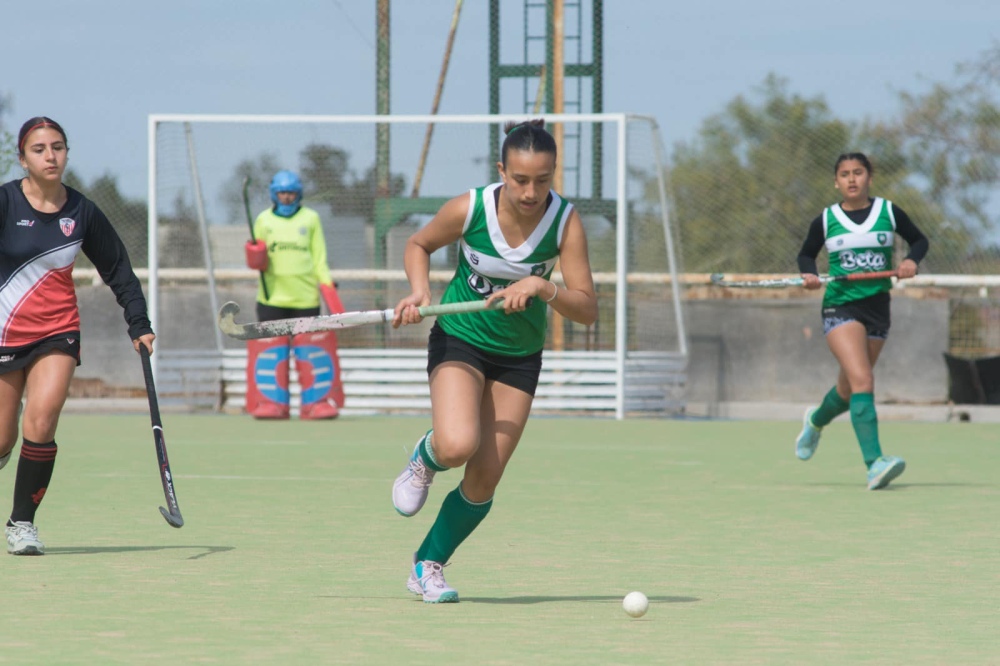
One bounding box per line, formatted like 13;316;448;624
245;337;291;419
293;331;343;420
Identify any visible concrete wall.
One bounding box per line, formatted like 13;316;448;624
684;295;950;409
76;285;149;390
74;284;951;408
74;282;258;391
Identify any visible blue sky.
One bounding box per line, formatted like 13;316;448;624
3;0;999;200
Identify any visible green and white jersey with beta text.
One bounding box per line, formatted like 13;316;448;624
438;183;572;356
822;197;896;307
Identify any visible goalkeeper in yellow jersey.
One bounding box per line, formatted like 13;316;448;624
243;170;344;419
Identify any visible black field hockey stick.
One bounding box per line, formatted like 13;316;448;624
217;298;512;340
242;176;270;301
709;269;898;289
139;346;184;528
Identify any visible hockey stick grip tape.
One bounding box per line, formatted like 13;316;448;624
416;299;507;316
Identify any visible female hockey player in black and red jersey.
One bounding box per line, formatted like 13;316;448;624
0;116;155;555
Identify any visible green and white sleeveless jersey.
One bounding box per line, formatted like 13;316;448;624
822;197;895;306
438;183;572;356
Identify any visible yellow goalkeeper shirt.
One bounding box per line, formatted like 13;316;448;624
252;206;332;308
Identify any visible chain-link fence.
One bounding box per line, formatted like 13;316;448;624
3;45;999;395
666;58;1000;357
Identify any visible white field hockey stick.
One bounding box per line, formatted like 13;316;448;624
709;269;898;289
218;299;509;340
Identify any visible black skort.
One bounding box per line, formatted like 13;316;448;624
0;331;82;376
822;293;891;340
427;323;542;396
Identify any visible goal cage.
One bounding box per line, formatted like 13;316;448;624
147;113;688;418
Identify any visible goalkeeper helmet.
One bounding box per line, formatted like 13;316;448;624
269;170;303;217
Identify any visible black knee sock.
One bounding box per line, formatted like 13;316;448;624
9;439;58;525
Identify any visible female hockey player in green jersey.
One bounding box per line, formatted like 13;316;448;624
389;119;598;602
795;152;928;490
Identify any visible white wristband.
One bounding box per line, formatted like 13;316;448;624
544;281;558;303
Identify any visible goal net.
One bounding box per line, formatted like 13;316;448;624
148;113;687;417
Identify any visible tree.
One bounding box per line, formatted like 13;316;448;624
157;191;201;269
0;92;16;180
848;121;976;276
668;76;854;273
223;143;407;225
664;75;961;274
63;169;150;267
299;142;407;218
221;153;284;225
887;43;1000;273
299;143;355;213
344;162;407;221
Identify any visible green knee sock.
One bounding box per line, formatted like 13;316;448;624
812;386;850;428
849;393;883;467
417;430;447;472
416;485;493;564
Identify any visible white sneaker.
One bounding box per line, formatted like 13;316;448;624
392;439;437;517
407;554;459;603
6;521;44;556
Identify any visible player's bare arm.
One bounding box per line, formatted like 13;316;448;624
548;210;597;325
393;194;470;327
486;210;596;323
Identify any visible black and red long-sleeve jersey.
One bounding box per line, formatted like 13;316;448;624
0;179;152;349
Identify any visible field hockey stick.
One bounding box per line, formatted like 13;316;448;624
218;299;508;340
139;346;184;528
242;176;270;301
709;270;898;289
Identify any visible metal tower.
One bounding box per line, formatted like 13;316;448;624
488;0;604;200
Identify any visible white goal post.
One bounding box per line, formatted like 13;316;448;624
147;112;688;418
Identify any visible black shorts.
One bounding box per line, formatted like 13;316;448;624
427;323;542;396
256;303;320;323
822;293;891;339
0;331;82;376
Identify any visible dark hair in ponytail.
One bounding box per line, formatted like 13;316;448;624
501;119;557;167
